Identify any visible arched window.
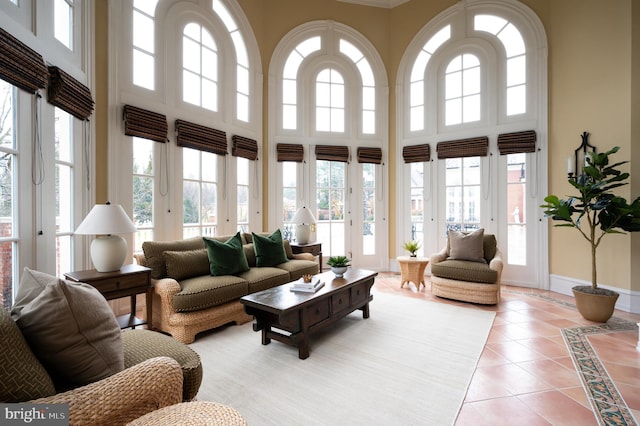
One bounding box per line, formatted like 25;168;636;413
270;21;388;271
398;0;547;288
121;0;262;244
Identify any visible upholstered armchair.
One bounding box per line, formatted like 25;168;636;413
429;229;503;304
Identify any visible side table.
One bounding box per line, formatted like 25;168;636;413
290;242;323;272
397;256;429;290
64;264;152;329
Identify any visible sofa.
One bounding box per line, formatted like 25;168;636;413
429;229;503;305
137;230;319;344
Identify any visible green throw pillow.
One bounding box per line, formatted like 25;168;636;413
203;232;250;276
252;229;289;267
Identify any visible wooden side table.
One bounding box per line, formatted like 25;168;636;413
64;264;152;329
290;242;323;272
397;256;429;290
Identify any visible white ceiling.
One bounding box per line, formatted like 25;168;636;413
337;0;411;9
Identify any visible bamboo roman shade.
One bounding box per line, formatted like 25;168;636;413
0;27;48;93
315;145;349;162
47;66;94;120
231;135;258;160
402;144;431;163
357;147;382;164
175;119;227;155
276;143;304;162
436;136;489;159
497;130;537;155
123;105;168;143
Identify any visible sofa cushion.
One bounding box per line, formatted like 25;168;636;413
164;249;210;281
10;268;124;389
283;240;295;259
0;307;56;402
448;228;486;263
239;267;291;293
276;259;319;281
430;259;498;284
203;232;250;276
243;243;257;267
143;237;206;279
173;275;249;312
252;229;289;267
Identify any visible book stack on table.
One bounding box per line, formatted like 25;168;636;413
290;276;325;293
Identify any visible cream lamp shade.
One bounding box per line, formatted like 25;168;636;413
75;202;137;272
291;206;316;245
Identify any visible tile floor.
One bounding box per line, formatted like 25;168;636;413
373;272;640;425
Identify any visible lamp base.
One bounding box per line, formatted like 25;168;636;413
90;235;127;272
295;224;311;245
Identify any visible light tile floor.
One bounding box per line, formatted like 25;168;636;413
373;272;640;425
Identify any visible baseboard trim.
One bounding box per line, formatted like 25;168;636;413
550;274;640;315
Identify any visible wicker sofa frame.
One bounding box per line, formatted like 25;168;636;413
135;233;319;344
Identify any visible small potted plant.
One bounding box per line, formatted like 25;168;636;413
402;240;421;257
540;146;640;322
327;255;350;277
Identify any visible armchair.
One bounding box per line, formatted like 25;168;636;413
1;307;183;425
429;230;503;304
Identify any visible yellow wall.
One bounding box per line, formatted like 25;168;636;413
547;0;634;291
94;0;638;292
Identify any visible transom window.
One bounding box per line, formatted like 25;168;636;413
132;0;157;90
54;0;73;49
316;68;344;132
182;23;218;112
445;54;481;126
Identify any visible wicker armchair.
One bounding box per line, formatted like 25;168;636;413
32;357;183;425
1;307;183;425
429;232;503;304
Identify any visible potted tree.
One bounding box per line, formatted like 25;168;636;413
541;146;640;322
402;240;421;257
327;256;350;277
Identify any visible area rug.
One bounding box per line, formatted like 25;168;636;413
189;290;495;425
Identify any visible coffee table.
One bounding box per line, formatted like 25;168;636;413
240;268;377;359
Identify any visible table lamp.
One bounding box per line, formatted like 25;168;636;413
291;206;316;245
75;202;137;272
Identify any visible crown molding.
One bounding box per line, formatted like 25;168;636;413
336;0;410;9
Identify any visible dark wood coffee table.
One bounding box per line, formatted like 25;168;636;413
240;268;377;359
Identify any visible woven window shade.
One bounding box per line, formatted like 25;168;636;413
123;105;168;143
497;130;536;155
436;136;489;159
231;135;258;160
402;144;430;163
276;143;304;162
175;119;227;155
357;147;382;164
315;145;349;162
0;27;48;93
47;66;94;120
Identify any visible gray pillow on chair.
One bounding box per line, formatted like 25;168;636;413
11;268;124;389
448;228;486;263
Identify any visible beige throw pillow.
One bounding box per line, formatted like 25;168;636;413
10;268;124;389
164;249;210;281
448;228;486;263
